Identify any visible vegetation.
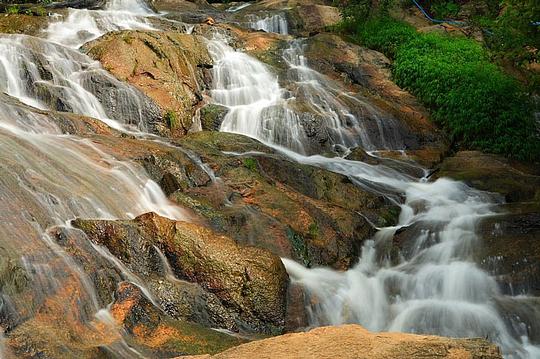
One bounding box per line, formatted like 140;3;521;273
164;110;179;130
243;158;258;172
334;0;540;161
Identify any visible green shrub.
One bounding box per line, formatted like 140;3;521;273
430;1;460;19
6;5;20;14
352;16;539;161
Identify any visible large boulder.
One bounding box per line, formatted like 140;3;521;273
85;31;213;137
182;324;502;359
72;212;289;335
435;151;540;203
170;131;400;270
476;203;540;296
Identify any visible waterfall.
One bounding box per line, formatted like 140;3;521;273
46;0;155;48
0;0;186;355
208;26;540;359
248;13;288;35
0;34;160;132
208;34;406;155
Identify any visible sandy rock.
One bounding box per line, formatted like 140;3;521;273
179;324;502;359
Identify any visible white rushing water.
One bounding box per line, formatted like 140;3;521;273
208;33;405;154
46;0;155;48
248;13;288;34
208;25;540;359
0;34;159;132
0;0;187;355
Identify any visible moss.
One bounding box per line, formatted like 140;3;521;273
287;227;311;268
243;158;258;172
164;110;179;130
307;222;319;238
171;192;226;230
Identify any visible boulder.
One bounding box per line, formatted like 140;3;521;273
72;212;289;335
85;31;213;138
435;151;540;203
476;202;540;296
109;282;243;356
179;324;502;359
172;131;400;270
0;14;49;36
199;103;228;131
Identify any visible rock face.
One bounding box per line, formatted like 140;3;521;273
169;131;399;270
85;31;213;137
182;324;502;359
72;212;289;334
477;203;540;296
435;151;540;203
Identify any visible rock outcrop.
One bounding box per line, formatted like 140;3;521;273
72;212;289;335
180;324;502;359
85;31;213;137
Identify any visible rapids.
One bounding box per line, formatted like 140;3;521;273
0;0;538;357
208;26;540;359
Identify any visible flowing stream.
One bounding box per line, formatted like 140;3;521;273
0;0;184;356
208;21;540;359
0;0;538;357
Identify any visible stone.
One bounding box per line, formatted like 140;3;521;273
85;31;213;138
178;324;502;359
72;212;289;335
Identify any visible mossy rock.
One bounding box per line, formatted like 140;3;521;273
200;104;228;131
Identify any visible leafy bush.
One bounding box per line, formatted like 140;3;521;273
352;16;539;161
6;4;19;14
430;1;460;19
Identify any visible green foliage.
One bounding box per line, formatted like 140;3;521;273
484;0;540;67
164;110;178;129
6;4;19;14
243;158;258;172
356;17;416;57
430;1;460;19
352;16;539;161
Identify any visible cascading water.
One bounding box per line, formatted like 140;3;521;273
208;21;540;359
46;0;155;48
208;33;309;154
0;0;189;355
248;13;288;35
208;33;406;154
0;34;160;132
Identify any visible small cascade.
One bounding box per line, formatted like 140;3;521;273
0;34;160;132
46;0;155;48
208;33;406;155
283;39;406;151
207;16;540;359
208;33;309;154
248;13;288;35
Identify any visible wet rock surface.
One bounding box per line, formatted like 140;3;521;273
72;212;289;335
85;30;213;137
